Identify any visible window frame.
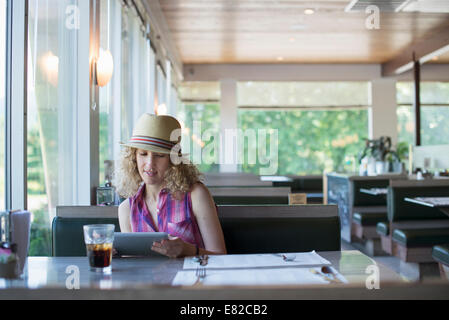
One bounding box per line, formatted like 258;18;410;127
396;81;449;146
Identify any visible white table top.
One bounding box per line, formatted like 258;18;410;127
260;176;293;182
360;188;388;196
404;197;449;217
404;197;449;208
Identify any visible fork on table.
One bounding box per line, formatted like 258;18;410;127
195;267;206;284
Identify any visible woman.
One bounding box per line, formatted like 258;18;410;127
114;113;227;258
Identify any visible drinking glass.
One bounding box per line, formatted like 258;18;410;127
83;224;115;273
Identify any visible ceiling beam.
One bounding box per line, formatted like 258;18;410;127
382;25;449;76
183;64;382;81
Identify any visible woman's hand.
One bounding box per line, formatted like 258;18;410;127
151;235;195;258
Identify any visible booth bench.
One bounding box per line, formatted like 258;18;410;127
52;204;340;256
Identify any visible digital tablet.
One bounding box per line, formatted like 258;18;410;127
113;232;169;257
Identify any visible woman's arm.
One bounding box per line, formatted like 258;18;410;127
118;199;132;233
190;183;227;255
151;183;227;258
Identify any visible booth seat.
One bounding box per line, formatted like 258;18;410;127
376;181;449;265
432;244;449;266
377;219;449;255
344;179;391;256
209;186;291;205
352;211;388;240
52;204;340;256
220;215;340;254
432;244;449;280
52;217;120;256
392;228;449;262
348;179;389;238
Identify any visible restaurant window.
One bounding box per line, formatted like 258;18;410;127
27;0;84;255
121;4;151;142
397;82;449;146
237;82;370;175
99;0;122;186
149;46;156;111
178;82;221;173
156;64;166;113
170;84;179;116
0;0;5;210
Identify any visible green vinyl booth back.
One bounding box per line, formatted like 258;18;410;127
52;205;340;256
220;216;340;254
52;217;121;256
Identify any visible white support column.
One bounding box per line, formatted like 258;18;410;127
219;79;238;172
6;0;27;210
369;79;398;146
58;0;79;206
111;0;122;163
76;0;97;205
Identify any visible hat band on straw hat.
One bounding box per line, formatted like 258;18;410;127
129;135;177;151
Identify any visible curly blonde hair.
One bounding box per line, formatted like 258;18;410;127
113;146;203;199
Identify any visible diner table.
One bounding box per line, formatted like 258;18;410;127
260;175;293;182
0;249;420;300
404;197;449;217
359;188;388;197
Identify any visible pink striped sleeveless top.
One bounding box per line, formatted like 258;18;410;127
128;184;205;249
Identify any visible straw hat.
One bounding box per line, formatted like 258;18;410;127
120;113;183;155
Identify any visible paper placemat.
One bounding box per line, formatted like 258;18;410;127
172;266;347;286
183;251;331;270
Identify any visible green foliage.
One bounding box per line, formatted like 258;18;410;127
239;109;368;175
397;105;449;146
397;82;449;146
358;136;392;162
28;208;52;257
27;128;46;195
27;125;51;256
397;82;449;105
178;103;221;173
396;141;409;162
99;111;110;185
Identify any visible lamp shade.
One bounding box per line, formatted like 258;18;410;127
96;48;113;87
40;51;59;87
155;103;167;115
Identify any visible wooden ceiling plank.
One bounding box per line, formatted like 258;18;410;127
159;0;449;64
